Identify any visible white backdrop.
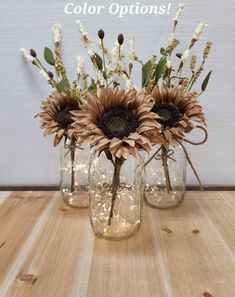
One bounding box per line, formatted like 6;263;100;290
0;0;234;186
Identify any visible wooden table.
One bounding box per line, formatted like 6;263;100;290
0;191;235;297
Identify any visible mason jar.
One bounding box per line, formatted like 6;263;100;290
89;151;143;240
60;138;90;208
143;143;187;209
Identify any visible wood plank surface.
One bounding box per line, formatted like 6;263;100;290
0;192;53;286
0;191;234;297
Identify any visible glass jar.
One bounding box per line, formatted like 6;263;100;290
143;143;186;209
89;151;143;240
60;138;90;208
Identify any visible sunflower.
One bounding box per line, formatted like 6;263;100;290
148;84;206;146
39;91;79;146
72;88;159;159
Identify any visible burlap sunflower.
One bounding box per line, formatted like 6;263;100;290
72;88;159;159
145;84;208;190
148;84;206;147
38;91;80;146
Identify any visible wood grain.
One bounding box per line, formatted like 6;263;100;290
0;192;53;286
0;191;234;297
153;192;235;297
86;208;166;297
1;0;235;187
194;191;235;253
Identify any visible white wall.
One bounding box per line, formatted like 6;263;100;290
0;0;234;186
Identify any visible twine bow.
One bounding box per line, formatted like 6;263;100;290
64;141;84;157
176;125;208;190
144;125;208;191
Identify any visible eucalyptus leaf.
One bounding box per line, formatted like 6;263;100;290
95;53;103;71
44;47;55;66
142;60;152;87
201;71;212;92
57;78;70;92
154;57;167;83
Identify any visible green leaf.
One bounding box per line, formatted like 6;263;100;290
57;78;70;92
88;78;97;92
44;47;55;66
95;53;103;71
201;71;212;92
154;57;167;83
142;60;153;87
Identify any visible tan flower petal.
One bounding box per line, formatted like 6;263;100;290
38;91;79;146
150;84;207;146
72;88;158;158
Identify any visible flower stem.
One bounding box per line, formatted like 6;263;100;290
161;146;172;193
143;147;161;168
101;40;108;87
108;157;123;226
70;137;76;193
34;58;57;88
176;140;203;190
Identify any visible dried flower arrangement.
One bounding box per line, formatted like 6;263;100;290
71;4;212;216
21;3;212;236
72;22;160;224
20;24;87;146
139;3;212;193
20;24;90;195
20;20;159;220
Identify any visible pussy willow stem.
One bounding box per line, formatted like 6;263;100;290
108;157;123;226
176;61;184;77
161;146;172;193
101;40;108;87
34;58;57;88
115;45;122;74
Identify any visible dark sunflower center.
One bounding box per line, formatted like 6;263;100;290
152;102;181;128
56;104;77;129
96;107;138;139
